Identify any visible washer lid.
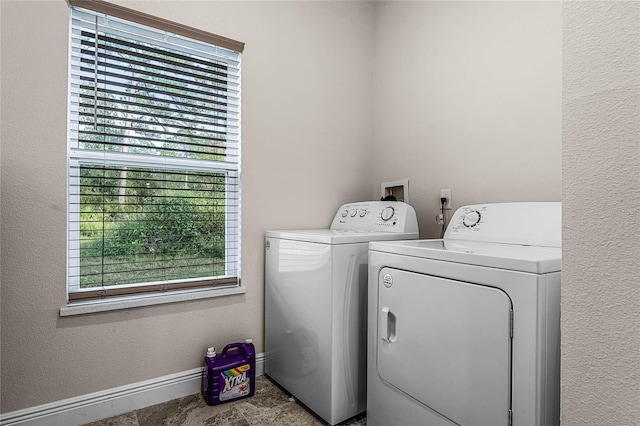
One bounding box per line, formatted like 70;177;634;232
266;229;419;245
369;239;561;274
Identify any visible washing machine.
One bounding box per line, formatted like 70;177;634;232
265;201;419;425
367;202;561;426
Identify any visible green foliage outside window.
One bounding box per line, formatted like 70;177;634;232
79;165;226;287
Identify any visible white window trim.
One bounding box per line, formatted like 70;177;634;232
60;286;247;317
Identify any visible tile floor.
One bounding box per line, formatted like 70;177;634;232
85;376;367;426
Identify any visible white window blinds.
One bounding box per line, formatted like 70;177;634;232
68;5;241;303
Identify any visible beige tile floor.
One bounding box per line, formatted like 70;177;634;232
85;376;367;426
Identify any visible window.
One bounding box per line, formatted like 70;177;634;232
67;1;243;305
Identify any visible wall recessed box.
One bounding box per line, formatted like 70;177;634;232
381;180;409;203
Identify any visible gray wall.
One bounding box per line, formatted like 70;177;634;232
562;2;640;424
371;0;562;238
1;1;638;424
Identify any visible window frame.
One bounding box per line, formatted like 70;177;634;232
65;1;243;312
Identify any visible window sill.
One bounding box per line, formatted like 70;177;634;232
59;286;246;317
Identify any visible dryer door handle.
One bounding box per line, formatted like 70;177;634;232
381;306;397;343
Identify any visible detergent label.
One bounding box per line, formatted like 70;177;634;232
219;364;251;401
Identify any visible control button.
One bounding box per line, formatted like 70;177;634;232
462;210;481;228
381;206;395;222
341;210;348;218
359;210;367;217
350;209;358;217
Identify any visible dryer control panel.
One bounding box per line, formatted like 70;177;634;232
330;201;419;234
445;202;561;248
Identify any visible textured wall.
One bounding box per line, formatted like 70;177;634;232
562;1;640;425
0;0;374;412
372;1;562;238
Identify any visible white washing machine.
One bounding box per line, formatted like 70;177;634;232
367;202;561;426
265;201;419;425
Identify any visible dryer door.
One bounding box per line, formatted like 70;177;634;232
377;267;512;426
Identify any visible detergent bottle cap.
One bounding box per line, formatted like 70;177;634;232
245;339;253;344
206;347;216;358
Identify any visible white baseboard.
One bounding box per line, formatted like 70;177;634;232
0;352;265;426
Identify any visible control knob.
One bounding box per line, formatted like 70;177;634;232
462;210;481;228
381;206;395;222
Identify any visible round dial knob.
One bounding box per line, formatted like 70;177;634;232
381;206;395;222
341;210;349;218
462;210;481;228
350;209;358;217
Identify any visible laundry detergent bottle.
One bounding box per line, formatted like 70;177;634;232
203;339;256;406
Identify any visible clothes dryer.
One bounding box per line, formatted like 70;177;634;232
265;201;419;425
367;202;561;426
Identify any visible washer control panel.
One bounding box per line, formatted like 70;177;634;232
445;202;561;248
331;201;418;233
